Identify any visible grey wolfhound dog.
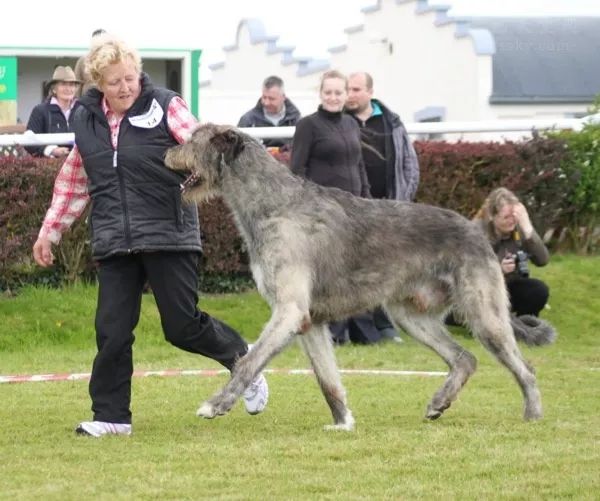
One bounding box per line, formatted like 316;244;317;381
165;123;556;431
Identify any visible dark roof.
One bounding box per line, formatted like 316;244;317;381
467;17;600;103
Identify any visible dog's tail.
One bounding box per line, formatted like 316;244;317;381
510;314;558;346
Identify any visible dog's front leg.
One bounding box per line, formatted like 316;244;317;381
197;302;307;419
298;324;355;431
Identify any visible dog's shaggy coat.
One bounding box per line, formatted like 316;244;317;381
165;124;555;430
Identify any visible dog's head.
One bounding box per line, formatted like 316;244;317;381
164;123;246;202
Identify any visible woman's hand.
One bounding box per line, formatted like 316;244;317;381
51;147;70;158
513;203;534;238
500;254;516;274
33;236;54;267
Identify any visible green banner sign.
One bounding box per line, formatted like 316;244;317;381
0;57;17;101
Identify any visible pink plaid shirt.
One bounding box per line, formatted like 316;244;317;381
39;95;198;243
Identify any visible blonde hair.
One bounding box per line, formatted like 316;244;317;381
85;34;142;86
319;70;347;92
474;187;520;223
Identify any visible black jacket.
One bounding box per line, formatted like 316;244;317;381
72;74;201;260
475;219;549;283
25;100;79;157
237;97;301;147
291;106;370;197
349;99;419;201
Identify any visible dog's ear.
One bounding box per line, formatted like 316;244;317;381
210;129;246;163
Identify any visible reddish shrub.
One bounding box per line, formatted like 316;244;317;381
0;134;584;291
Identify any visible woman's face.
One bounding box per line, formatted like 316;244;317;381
54;81;78;103
319;77;347;112
493;203;517;236
98;58;141;116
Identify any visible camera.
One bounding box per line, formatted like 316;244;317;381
514;250;530;277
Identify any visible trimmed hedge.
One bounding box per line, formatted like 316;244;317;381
0;156;252;293
1;129;598;293
547;124;600;253
0;157;96;291
414;131;573;241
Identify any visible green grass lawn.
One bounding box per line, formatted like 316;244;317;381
1;255;599;500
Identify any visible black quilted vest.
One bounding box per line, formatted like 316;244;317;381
72;74;201;260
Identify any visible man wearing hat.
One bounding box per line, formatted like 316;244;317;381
25;65;81;158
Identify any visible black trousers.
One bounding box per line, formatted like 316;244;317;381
330;312;382;345
90;252;248;424
507;277;549;317
372;306;395;330
446;276;550;326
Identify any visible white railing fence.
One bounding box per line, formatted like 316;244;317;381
1;114;599;147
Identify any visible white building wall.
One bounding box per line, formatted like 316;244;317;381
198;0;593;139
198;90;319;126
202;21;326;124
328;1;486;123
209;50;297;91
200;1;490;128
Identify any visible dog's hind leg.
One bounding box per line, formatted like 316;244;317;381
298;324;354;431
385;303;478;420
458;272;542;421
467;311;542;421
196;301;306;419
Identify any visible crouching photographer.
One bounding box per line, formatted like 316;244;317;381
474;187;550;317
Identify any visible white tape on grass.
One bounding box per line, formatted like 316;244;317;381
0;368;447;384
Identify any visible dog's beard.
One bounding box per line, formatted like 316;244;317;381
165;142;220;204
182;182;217;204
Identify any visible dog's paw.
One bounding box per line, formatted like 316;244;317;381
524;404;543;421
324;422;355;432
196;402;217;419
524;410;543;421
426;400;451;420
324;411;355;431
425;407;443;420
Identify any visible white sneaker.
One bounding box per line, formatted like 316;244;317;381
243;373;269;415
75;421;132;437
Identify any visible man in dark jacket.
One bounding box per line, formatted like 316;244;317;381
346;72;419;201
346;71;421;342
237;75;301;148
